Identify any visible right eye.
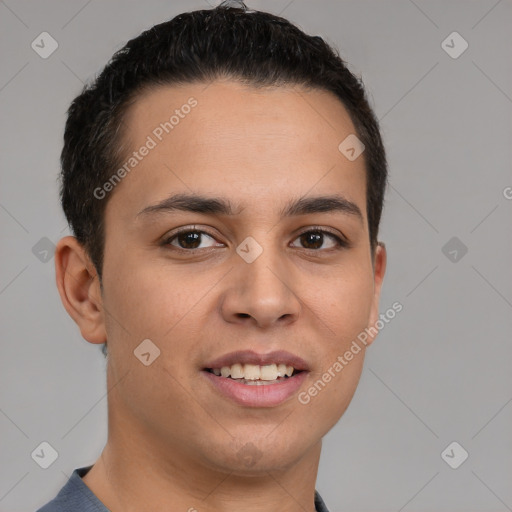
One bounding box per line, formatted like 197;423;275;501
162;228;224;251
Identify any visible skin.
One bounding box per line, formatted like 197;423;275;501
55;79;386;512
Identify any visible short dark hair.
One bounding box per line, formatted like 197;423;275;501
60;0;388;285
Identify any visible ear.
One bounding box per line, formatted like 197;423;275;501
365;241;387;347
54;236;106;345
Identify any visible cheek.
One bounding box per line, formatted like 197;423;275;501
100;260;209;438
102;256;206;340
299;269;373;424
330;361;364;428
297;344;366;435
318;265;375;334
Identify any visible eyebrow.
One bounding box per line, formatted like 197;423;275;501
136;192;364;224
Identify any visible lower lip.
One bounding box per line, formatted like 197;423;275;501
202;370;308;407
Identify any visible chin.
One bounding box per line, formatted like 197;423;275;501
201;433;317;475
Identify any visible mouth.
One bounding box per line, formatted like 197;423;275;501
203;364;305;385
201;351;310;407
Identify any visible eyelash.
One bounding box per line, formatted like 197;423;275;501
161;226;350;253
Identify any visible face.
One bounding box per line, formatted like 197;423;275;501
67;80;386;475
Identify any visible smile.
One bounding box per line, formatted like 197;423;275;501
202;366;308;406
206;363;300;383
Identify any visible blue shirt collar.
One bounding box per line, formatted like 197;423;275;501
38;465;330;512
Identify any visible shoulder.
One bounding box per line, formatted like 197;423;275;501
315;489;330;512
35;500;67;512
34;466;107;512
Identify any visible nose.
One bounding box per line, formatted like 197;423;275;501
219;245;302;329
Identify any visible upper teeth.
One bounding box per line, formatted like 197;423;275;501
212;364;295;380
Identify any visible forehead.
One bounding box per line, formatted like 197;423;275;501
107;80;367;223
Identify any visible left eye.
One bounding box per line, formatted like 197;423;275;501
290;229;345;250
163;228;346;251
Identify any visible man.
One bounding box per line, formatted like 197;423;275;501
38;0;387;510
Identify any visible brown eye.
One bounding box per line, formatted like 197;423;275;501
290;229;347;251
164;229;220;250
175;231;202;249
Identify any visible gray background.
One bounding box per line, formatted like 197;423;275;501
1;0;511;511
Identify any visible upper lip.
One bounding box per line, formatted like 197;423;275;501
203;350;309;371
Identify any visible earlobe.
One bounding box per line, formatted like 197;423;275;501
365;241;387;346
54;236;107;345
